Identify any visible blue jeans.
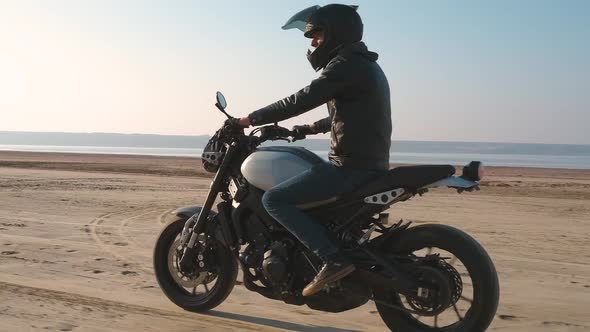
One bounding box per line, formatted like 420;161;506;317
261;162;380;259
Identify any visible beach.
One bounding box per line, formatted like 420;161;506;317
0;151;589;331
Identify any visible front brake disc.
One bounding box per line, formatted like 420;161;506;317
167;238;207;288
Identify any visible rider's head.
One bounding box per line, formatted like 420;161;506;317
310;30;325;49
282;4;364;71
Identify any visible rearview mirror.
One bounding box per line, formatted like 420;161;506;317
216;91;227;109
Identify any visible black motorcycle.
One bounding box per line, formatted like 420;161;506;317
153;92;499;331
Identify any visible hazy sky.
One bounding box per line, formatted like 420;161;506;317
1;0;588;144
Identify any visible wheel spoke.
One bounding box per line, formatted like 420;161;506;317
392;247;475;328
453;303;463;321
460;295;473;304
192;286;196;295
204;283;210;293
413;314;422;322
449;255;458;266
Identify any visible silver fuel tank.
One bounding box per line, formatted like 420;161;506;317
240;147;325;191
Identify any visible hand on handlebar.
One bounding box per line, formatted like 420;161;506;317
260;125;290;139
292;124;315;141
237;117;251;127
224;117;251;129
253;125;294;143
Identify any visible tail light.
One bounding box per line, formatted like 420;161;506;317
462;161;484;181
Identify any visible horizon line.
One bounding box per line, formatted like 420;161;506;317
1;130;588;146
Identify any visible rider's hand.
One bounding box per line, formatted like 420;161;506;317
224;117;250;129
292;124;316;136
238;117;251;128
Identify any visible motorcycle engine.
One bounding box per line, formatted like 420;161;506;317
262;241;289;284
305;271;371;313
244;237;371;313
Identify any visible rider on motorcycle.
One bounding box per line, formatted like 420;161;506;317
237;4;392;297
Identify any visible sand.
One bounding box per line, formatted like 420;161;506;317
0;151;588;331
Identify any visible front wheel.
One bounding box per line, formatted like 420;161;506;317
374;224;499;332
153;216;238;312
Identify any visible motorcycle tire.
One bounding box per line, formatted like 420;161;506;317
153;216;238;312
374;224;499;332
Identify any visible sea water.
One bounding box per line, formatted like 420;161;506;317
1;144;589;169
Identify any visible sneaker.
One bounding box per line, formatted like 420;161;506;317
302;257;355;297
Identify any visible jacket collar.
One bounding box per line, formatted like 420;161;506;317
336;41;379;61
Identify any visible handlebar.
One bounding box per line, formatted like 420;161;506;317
222;119;306;146
258;125;295;141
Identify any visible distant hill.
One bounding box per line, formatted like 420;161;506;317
0;131;211;149
0;131;333;151
1;131;589;156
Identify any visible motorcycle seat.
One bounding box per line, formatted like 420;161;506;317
355;164;456;197
299;164;456;210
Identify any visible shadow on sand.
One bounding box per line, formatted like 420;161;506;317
208;310;363;332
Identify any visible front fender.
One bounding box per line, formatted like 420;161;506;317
172;206;205;220
171;205;233;248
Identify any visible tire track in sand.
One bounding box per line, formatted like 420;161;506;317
0;280;271;331
157;207;176;225
117;209;160;251
88;210;154;274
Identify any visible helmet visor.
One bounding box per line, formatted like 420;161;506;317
281;5;320;32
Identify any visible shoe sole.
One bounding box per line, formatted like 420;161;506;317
302;265;356;297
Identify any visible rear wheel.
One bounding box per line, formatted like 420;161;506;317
153;217;238;312
374;224;499;332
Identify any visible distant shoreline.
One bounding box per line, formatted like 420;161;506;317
2;130;589;147
2;142;590;170
3;131;590;169
2;150;590;179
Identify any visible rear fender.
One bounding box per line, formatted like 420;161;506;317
370;220;412;248
423;176;479;190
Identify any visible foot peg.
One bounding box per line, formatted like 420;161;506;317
358;224;378;245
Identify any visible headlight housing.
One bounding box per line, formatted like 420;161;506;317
202;129;227;173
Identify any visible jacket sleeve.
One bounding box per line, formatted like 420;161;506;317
248;60;350;126
312;116;331;133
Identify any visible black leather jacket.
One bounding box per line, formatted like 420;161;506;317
248;42;392;171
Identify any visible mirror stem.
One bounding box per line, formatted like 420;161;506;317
215;103;233;119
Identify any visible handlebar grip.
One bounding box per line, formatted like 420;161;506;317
258;125;295;142
292;132;306;141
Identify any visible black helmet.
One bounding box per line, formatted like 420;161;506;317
282;4;363;71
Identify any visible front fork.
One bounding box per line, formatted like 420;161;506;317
178;142;238;272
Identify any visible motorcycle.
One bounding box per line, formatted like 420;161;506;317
153;92;499;331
